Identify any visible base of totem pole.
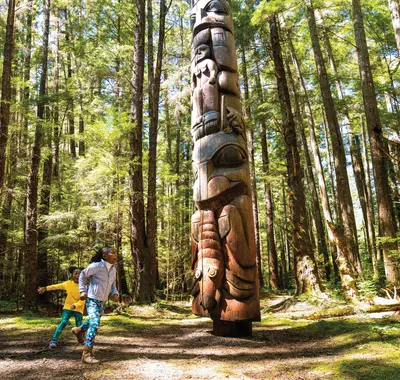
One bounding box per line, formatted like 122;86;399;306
212;319;252;337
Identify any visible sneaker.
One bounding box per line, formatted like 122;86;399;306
49;341;57;348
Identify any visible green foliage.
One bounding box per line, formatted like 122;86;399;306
1;0;400;308
357;279;381;299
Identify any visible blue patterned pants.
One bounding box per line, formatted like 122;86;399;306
52;309;83;342
80;298;105;347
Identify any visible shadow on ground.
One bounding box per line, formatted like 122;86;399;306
1;314;400;379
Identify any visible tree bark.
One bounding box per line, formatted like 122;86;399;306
0;0;16;290
306;0;362;277
37;129;52;303
130;0;153;303
53;6;60;178
317;9;376;273
0;0;16;197
389;0;400;53
66;9;76;159
25;0;50;309
270;14;321;294
253;52;278;289
285;55;331;281
241;48;264;289
361;116;379;273
285;23;361;297
352;0;399;284
147;0;169;293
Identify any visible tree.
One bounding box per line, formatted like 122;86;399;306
147;0;171;292
25;0;51;309
389;0;400;53
0;0;16;196
129;0;154;303
306;0;362;278
352;0;400;284
269;13;322;294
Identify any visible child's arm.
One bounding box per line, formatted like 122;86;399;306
38;282;66;294
79;264;97;299
110;280;119;302
71;299;85;310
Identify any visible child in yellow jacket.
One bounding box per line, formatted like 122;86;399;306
38;267;85;348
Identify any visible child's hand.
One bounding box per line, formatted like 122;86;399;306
37;287;46;294
70;303;76;310
80;292;87;301
111;294;119;302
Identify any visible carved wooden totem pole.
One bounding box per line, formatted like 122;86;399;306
190;0;260;337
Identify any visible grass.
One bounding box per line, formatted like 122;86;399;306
1;299;400;379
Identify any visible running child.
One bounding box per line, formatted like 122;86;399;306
71;246;119;364
37;267;85;348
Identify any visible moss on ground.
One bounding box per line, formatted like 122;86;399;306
1;299;400;379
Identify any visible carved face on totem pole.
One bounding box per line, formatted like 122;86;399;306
190;0;260;330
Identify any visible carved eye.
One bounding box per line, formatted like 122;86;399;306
190;12;196;29
206;1;228;14
213;145;247;167
208;267;218;278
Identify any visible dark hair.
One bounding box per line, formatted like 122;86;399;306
69;266;82;275
90;246;114;263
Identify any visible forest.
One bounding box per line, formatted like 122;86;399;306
1;0;400;378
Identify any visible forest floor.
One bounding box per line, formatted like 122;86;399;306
0;295;400;380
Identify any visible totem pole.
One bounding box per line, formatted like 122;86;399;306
190;0;260;337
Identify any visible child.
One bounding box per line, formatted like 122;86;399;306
72;246;119;364
37;267;85;348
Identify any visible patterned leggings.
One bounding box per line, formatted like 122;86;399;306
52;309;83;342
80;298;105;347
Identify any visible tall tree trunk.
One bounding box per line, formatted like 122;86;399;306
53;6;60;178
0;0;16;196
306;0;362;277
281;180;291;273
37;128;52;303
284;53;331;281
321;112;338;221
113;12;128;297
78;114;85;156
130;0;153;303
241;48;264;289
361;116;379;272
270;14;321;294
0;121;18;296
115;180;129;296
349;133;377;265
253;52;278;289
66;9;76;159
286;25;360;296
0;0;16;290
317;9;376;273
352;0;399;284
25;0;50;309
147;0;169;293
389;0;400;53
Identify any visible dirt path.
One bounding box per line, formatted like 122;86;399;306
0;319;329;379
0;298;399;379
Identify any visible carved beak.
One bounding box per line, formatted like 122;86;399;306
201;293;217;310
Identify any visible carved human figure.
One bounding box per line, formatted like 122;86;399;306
192;44;219;129
189;0;260;337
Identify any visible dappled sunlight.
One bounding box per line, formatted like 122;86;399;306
1;307;400;379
